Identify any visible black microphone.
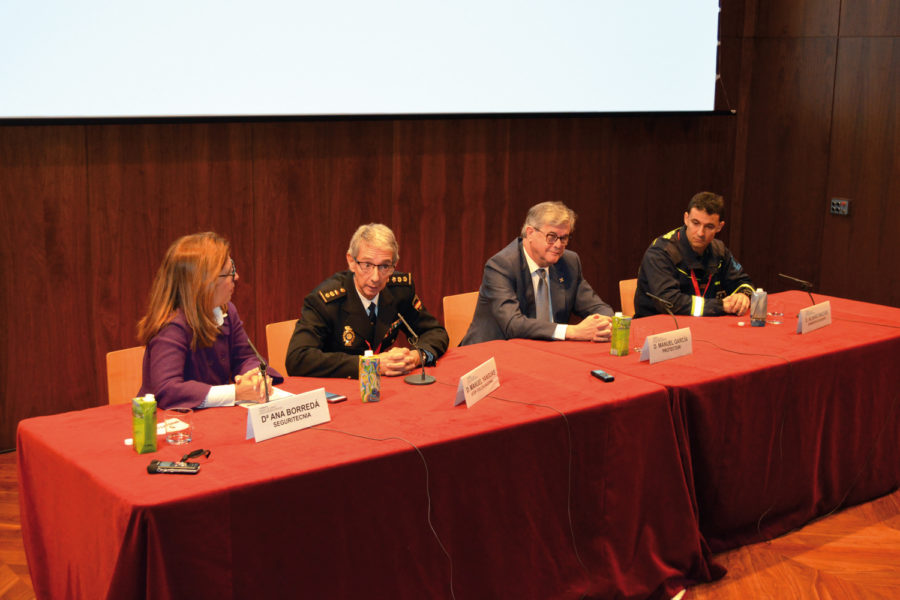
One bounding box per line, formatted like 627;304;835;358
397;313;436;386
244;334;272;401
778;273;816;305
645;292;679;330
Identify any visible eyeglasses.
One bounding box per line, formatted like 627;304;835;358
218;259;237;280
180;448;211;464
352;258;395;275
534;228;572;246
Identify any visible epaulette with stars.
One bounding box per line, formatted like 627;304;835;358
387;272;413;287
318;285;348;303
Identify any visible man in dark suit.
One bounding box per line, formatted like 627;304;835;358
285;224;449;378
460;202;613;345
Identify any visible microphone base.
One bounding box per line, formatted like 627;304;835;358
404;372;436;385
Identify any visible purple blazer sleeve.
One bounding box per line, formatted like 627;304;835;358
138;303;283;410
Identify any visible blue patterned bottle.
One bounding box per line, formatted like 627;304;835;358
750;288;767;327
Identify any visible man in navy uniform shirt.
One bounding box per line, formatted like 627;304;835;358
635;192;754;318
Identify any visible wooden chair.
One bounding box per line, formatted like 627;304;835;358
106;346;145;405
442;291;480;348
266;319;298;376
619;278;638;317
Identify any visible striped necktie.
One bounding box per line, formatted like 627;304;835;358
535;269;551;321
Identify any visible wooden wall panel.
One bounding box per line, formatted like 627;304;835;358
720;0;753;38
391;118;511;312
754;0;840;37
0;126;90;446
737;38;837;293
251;120;394;357
840;0;900;36
821;38;900;306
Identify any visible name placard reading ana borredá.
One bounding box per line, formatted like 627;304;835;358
246;388;331;442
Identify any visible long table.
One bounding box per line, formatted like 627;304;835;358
18;340;718;600
512;291;900;551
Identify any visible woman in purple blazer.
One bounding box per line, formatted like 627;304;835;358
137;232;282;409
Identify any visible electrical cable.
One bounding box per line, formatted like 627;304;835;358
491;395;591;577
313;426;456;600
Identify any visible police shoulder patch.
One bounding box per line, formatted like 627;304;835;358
318;286;347;303
388;271;412;287
661;227;681;241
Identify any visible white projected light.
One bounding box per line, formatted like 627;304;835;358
0;1;720;118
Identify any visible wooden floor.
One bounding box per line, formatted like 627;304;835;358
0;452;32;600
689;487;900;600
1;450;898;600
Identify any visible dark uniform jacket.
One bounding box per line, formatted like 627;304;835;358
460;238;613;345
285;270;449;378
635;225;754;318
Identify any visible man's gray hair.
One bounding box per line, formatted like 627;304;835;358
520;202;577;237
347;223;399;264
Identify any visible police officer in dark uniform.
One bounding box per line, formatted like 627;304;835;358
635;192;754;318
285;224;448;378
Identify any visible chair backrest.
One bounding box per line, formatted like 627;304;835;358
106;346;146;405
619;278;638;317
266;319;298;377
442;291;480;348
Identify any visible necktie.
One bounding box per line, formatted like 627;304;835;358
367;302;377;346
536;269;551;322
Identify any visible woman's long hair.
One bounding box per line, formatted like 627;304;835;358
137;232;230;350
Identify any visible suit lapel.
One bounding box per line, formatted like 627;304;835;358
517;244;537;319
373;286;397;351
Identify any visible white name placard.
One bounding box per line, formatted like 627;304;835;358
640;327;693;364
245;388;331;442
455;357;500;408
796;301;832;334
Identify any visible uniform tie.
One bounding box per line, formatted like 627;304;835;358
536;269;551;322
367;302;377;346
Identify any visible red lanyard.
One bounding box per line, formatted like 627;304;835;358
690;270;712;298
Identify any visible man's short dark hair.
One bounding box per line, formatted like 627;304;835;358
687;192;724;218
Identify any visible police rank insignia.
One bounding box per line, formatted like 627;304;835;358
319;287;347;303
412;295;423;311
342;326;356;347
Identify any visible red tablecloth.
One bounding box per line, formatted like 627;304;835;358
18;340;718;600
512;291;900;551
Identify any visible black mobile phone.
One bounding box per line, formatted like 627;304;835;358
147;460;201;474
590;369;615;382
325;391;347;404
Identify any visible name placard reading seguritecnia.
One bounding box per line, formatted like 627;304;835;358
797;301;832;334
455;357;500;408
640;327;693;364
245;388;331;442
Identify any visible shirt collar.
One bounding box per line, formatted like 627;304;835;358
522;247;545;276
354;287;380;312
